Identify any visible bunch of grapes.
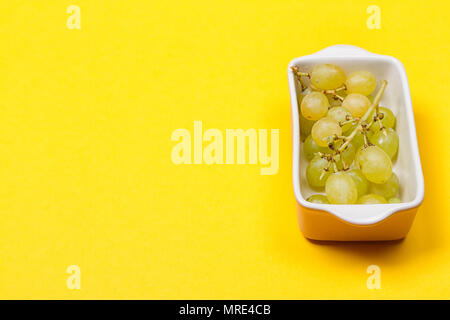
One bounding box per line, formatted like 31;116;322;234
292;64;401;204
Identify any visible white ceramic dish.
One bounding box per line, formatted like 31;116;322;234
287;45;424;240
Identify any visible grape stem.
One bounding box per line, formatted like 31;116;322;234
290;66;347;97
339;154;349;171
290;66;310;78
339;118;358;127
310;84;347;104
320;159;334;180
290;66;309;90
363;131;374;147
331;93;344;102
337;80;388;153
309;83;347;94
377;118;385;131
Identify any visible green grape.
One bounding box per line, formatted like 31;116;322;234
346;168;369;197
307;194;329;204
303;135;330;160
369;173;399;199
325;172;358;204
388;197;401;203
357;194;387;204
298;93;316;136
354;145;363;164
354;143;377;169
369;107;396;133
327;106;352;133
300;112;316;137
345;70;377;96
334;142;356;170
371;127;399;159
350;130;365;149
356;145;392;184
342;93;371;118
311;117;342;147
306;156;331;187
300;91;329;120
310;64;346;90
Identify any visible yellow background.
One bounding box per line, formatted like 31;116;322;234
0;0;448;299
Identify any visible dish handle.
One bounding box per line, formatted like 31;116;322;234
313;45;379;57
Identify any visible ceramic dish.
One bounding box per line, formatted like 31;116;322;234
287;45;424;241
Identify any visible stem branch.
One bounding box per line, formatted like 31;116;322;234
337;80;387;153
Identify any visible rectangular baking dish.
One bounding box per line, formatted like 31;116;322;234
287;45;424;241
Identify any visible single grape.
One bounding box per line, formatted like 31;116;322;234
349;130;365;149
369;107;396;133
369;173;399;199
300;112;316;136
388;197;401;203
357;194;387;204
325;172;358;204
306;156;331;187
301;91;329;121
298;93;316;136
342;93;371;118
307;194;329;204
371;127;399;159
346;168;369;197
356;145;392;184
327;106;353;133
310;64;346;90
345;70;377;96
303;135;330;160
311;117;342;147
334;142;356;170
